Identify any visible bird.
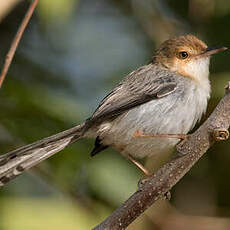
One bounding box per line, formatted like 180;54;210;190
0;34;227;185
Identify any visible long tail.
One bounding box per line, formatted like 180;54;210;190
0;123;85;186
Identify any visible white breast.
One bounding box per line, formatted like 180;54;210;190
97;77;210;159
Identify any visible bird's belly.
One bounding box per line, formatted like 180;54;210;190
99;93;204;158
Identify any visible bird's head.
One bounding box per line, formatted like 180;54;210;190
153;34;227;82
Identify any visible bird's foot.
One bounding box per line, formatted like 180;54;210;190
163;191;171;200
133;130;187;141
127;154;152;177
137;176;151;190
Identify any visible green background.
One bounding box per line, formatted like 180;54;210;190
0;0;230;229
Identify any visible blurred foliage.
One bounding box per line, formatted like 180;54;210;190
38;0;79;23
0;0;229;229
1;198;110;230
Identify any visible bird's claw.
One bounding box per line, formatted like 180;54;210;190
163;191;171;200
137;177;151;190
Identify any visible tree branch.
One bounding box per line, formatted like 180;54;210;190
93;82;230;230
0;0;39;88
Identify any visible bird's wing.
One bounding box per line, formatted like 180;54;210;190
89;64;178;125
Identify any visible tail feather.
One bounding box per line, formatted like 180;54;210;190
0;123;85;186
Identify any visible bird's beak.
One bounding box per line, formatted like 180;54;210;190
199;46;228;58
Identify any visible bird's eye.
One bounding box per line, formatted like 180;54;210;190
178;51;188;59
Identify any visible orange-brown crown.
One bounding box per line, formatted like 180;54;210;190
153;34;207;66
151;34;227;82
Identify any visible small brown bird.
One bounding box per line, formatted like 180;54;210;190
0;34;227;185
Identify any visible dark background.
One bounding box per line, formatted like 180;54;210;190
0;0;229;229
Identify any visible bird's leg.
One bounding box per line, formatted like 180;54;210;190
127;154;152;177
133;130;187;140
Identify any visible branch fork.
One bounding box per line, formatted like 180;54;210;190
212;128;229;141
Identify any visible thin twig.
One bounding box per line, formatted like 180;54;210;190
0;0;39;88
93;83;230;230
